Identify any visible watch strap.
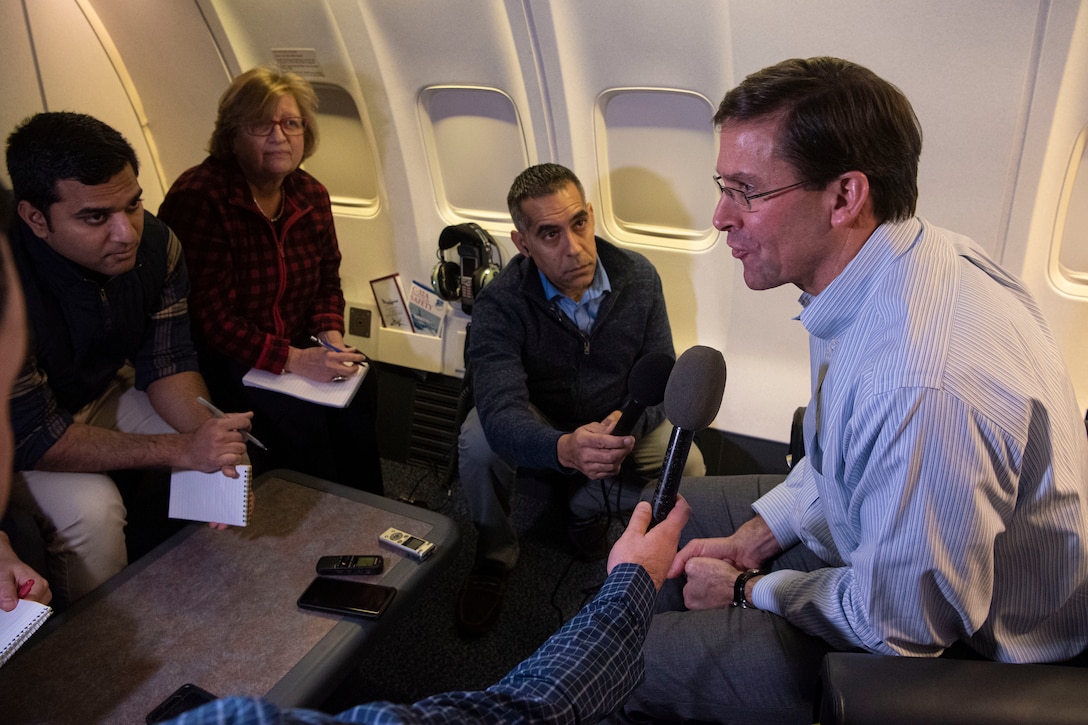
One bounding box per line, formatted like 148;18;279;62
732;568;762;609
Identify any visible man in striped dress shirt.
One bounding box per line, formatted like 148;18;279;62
620;57;1088;725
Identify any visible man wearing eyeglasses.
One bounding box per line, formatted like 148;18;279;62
4;112;253;609
617;57;1088;724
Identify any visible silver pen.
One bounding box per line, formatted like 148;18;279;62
196;396;268;450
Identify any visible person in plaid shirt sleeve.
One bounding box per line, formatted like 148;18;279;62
159;67;382;494
164;496;691;725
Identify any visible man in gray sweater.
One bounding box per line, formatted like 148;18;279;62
456;163;704;635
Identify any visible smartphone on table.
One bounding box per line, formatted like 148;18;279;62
297;576;396;619
146;683;217;723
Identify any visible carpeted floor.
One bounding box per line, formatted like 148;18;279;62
321;458;624;710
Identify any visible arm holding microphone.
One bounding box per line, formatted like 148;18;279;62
643;345;784;609
558;350;677;480
648;345;727;526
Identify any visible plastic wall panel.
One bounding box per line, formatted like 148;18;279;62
20;0;165;205
727;0;1045;263
595;89;718;247
8;0;1082;431
418;86;529;222
1011;0;1088;413
1055;127;1088;282
0;4;43;189
87;0;230;186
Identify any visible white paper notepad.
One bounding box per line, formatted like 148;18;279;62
169;465;252;526
0;599;52;668
242;364;367;408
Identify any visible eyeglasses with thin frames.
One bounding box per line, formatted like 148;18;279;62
244;117;307;137
712;176;809;212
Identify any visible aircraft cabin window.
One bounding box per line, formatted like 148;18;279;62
418;86;528;224
595;89;718;251
302;83;380;214
1054;124;1088;290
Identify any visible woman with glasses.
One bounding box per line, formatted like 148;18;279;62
158;67;383;494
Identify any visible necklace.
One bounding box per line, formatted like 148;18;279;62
253;189;285;222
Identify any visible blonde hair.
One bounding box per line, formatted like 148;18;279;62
208;67;319;161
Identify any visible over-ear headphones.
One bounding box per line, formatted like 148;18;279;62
431;222;502;314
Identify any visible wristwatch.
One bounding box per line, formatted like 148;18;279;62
732;568;762;609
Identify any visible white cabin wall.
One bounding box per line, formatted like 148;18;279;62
1008;1;1088;415
521;1;772;432
0;4;43;189
336;0;543;371
0;0;229;208
2;0;1085;442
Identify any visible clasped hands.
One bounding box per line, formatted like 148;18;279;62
667;516;779;610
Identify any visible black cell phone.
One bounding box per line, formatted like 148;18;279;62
316;554;384;575
297;576;396;619
146;683;217;723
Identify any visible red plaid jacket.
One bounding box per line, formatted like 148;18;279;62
158;156;345;373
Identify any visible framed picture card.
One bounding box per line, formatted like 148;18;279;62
370;274;413;330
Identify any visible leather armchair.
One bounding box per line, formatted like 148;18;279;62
818;652;1088;725
797;408;1088;724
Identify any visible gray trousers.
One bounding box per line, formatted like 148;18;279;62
458;406;705;570
618;474;833;725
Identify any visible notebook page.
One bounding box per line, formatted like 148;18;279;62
169;465;251;526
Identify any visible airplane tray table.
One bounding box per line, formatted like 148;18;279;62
0;469;460;724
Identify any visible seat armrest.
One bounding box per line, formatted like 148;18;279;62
818;652;1088;725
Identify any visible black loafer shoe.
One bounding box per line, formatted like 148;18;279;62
455;562;509;637
567;513;611;561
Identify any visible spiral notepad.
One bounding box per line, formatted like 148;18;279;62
0;599;52;668
169;465;252;526
242;364;367;408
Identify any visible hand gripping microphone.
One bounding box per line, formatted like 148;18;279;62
649;345;727;526
611;352;675;438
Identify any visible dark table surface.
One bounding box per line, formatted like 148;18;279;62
0;469;460;724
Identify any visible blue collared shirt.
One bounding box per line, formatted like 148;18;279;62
539;261;611;336
752;217;1088;663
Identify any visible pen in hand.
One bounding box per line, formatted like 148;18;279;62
311;335;362;368
196;396;268;451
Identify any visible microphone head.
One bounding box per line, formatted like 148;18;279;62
628;352;675;406
664;345;726;431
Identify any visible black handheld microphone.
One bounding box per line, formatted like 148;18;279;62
649;345;727;526
612;352;675;438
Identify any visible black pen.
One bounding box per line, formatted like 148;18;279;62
196;396;268;450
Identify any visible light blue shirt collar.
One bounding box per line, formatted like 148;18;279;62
539;260;611;335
